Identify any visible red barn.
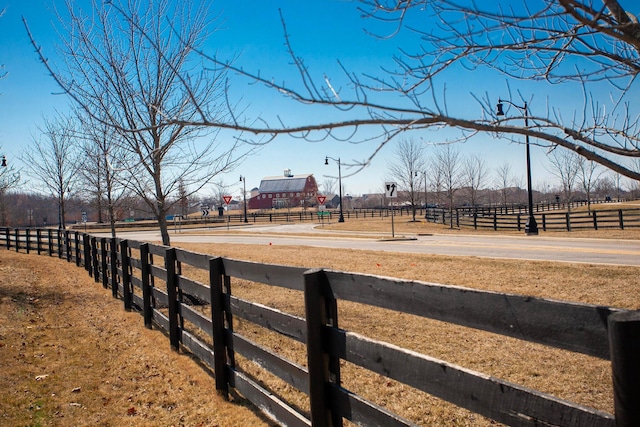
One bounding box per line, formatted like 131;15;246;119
248;171;319;210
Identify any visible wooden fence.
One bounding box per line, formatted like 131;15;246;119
73;207;417;231
2;227;639;426
428;207;640;232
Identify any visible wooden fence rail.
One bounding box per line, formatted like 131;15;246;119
1;227;639;426
429;207;640;232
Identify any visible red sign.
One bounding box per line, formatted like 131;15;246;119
317;195;326;205
223;195;232;205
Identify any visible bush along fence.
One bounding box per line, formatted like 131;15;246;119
428;207;640;232
2;227;640;426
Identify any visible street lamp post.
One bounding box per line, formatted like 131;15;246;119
1;156;6;167
324;156;344;222
239;175;248;223
496;99;538;235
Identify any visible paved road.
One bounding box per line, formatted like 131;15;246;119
105;223;640;266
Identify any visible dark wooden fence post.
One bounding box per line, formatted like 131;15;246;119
100;238;108;288
15;229;19;252
165;248;180;351
57;229;63;258
110;237;118;298
593;211;598;230
48;229;53;256
140;243;153;329
92;237;100;281
304;268;342;427
609;311;640;427
65;230;71;262
25;229;30;254
75;232;81;266
566;212;571;231
619;210;625;229
120;240;132;311
36;229;42;255
5;228;10;250
209;257;229;398
84;234;91;274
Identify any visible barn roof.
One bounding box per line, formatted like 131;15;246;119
259;174;314;193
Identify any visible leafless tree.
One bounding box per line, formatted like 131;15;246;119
462;154;489;208
177;179;190;218
495;162;514;207
322;178;337;198
387;138;428;221
0;146;21;226
433;145;463;227
77;112;132;237
577;158;604;213
142;1;640;184
24;0;248;245
21;114;81;229
209;180;231;212
24;1;640;217
547;148;582;211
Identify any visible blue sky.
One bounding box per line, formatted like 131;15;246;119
1;1;637;199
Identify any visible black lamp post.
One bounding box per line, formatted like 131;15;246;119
1;156;6;167
239;175;248;223
496;99;538;235
324;156;344;222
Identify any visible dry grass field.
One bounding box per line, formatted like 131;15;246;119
0;251;274;427
1;217;638;426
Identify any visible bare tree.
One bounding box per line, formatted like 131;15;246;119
24;0;247;245
547;148;582;211
495;162;514;207
0;147;21;225
144;1;640;183
462;154;489;208
433;145;463;227
577;158;604;213
387;138;428;221
25;0;640;209
77;112;131;237
177;179;189;218
21;114;81;229
321;178;337;197
429;160;444;209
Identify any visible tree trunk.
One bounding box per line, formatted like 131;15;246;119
158;213;170;246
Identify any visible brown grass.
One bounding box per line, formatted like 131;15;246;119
171;241;639;426
2;217;639;426
0;251;274;427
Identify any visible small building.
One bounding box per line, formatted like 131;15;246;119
248;170;319;210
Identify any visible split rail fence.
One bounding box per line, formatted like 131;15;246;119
428;207;640;232
1;226;639;426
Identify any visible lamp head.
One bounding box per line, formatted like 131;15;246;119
324;157;329;165
496;102;505;116
1;156;6;167
239;175;243;182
